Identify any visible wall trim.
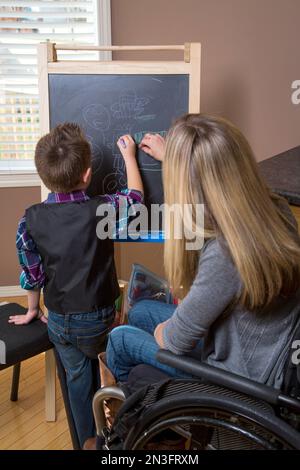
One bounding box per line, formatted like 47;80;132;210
0;285;24;297
0;173;40;188
95;0;112;60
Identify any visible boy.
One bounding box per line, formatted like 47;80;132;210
9;123;143;447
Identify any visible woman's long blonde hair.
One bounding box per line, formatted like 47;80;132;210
163;114;300;309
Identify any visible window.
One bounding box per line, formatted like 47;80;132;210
0;0;111;180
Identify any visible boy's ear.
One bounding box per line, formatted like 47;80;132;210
82;167;92;184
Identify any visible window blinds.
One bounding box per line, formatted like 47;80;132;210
0;0;98;161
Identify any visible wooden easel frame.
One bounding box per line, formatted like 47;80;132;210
36;44;201;411
37;42;201;199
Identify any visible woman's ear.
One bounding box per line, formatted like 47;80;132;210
82;167;92;185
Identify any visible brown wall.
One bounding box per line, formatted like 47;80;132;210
0;187;40;286
111;0;300;160
111;0;300;279
116;242;164;281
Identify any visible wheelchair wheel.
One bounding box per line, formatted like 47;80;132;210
124;392;300;450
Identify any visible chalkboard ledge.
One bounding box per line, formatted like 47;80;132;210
114;230;164;243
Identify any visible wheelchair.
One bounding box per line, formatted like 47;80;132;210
92;326;300;450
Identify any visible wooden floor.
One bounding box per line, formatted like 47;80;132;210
0;296;72;450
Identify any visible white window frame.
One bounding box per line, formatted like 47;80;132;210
0;0;112;188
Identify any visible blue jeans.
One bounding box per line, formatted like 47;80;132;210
47;306;115;447
106;300;193;382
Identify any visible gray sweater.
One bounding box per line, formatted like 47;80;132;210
163;202;300;389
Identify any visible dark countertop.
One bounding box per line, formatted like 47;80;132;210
258;145;300;206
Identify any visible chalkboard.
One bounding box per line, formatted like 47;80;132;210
48;74;189;208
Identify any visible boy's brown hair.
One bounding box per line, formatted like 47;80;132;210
35;123;91;192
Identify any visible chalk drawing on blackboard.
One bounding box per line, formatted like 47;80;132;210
173;81;187;116
86;134;104;176
102;169;127;194
83;104;110;131
48;73;190;210
106;128;132;150
102;127;132;193
135;114;156;122
111;91;151;120
133;130;167;145
92;157;104;178
86;134;103;154
102;150;127;193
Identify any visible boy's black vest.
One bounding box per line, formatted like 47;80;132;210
26;196;120;314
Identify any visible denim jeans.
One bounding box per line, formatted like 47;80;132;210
47;306;115;447
106;300;194;382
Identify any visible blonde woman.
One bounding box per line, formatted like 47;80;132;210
106;114;300;389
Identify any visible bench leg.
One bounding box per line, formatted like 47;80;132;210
45;349;56;422
10;362;21;401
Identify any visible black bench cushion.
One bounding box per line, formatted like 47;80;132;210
0;303;52;368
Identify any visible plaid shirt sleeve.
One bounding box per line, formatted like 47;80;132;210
102;189;144;238
16;216;45;290
102;189;143;209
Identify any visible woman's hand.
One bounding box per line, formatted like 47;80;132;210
117;134;137;161
139;133;165;162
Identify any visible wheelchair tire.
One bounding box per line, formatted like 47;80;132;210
124;392;300;450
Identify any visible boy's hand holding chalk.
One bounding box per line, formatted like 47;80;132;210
119;137;126;148
117;134;143;195
139;133;166;162
117;134;137;161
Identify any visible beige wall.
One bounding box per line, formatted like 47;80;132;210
111;0;300;160
1;0;299;285
111;0;300;279
116;242;164;281
0;187;40;286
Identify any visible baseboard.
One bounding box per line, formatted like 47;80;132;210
0;285;24;297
